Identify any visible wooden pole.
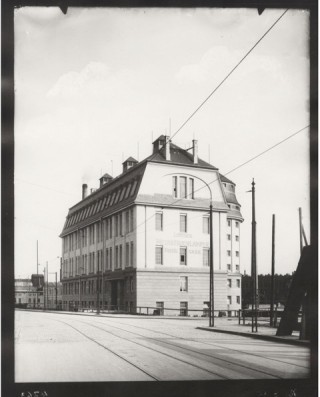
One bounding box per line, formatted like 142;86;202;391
270;214;275;326
251;179;258;332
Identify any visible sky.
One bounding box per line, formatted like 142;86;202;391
14;7;310;280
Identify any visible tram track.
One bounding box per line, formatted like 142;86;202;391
57;319;160;381
93;317;309;370
72;317;287;379
58;318;231;380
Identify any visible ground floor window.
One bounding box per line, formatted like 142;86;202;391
156;301;164;315
203;301;210;317
180;301;188;316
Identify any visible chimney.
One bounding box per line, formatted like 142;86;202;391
82;184;88;199
192;139;198;164
165;136;171;161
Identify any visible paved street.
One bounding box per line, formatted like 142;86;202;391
15;310;310;382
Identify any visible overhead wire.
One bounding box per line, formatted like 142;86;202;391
169;8;289;143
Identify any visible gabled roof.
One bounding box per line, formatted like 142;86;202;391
123;156;138;164
100;173;112;179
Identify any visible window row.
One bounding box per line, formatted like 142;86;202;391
227;220;240;228
227;250;239;257
227;264;240;272
63;209;134;252
63;277;135;295
62;243;135;278
155;246;210;266
227;234;240;241
156;212;210;234
65;180;139;228
227;296;241;305
227;279;241;288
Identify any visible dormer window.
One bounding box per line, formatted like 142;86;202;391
122;157;138;173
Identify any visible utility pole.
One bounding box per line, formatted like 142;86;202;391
55;272;58;309
209;201;214;327
270;214;275;326
251;179;258;332
46;261;49;310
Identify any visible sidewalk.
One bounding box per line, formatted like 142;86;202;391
197;317;309;346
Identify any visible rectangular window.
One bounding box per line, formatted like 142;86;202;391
130;278;134;292
172;176;178;198
180;247;187;266
203;248;209;267
110;247;113;268
227;250;231;256
130;209;134;232
180;301;188;316
155;212;163;231
235;235;239;242
125;211;129;233
120;245;123;267
227;264;231;271
180;276;188;291
126;242;129;266
235;221;239;228
130;242;134;266
156;302;164;315
115;246;119;268
180;214;187;232
115;215;119;236
106;248;109;269
155;246;163;265
227;220;231;227
227;279;232;288
189;178;194;199
110;217;113;238
236;296;241;304
235;251;239;257
119;213;122;236
227;234;231;240
236;279;240;288
227;296;232;305
180;176;187;199
203;216;209;234
235;265;240;271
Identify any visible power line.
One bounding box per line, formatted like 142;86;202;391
133;124;309;233
170;9;289;143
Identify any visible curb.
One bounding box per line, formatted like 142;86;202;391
197;326;310;346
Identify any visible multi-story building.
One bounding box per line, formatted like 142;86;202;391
60;136;243;315
15;275;44;308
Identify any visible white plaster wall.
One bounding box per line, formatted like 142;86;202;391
138;162;225;202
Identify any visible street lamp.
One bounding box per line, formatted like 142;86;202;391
169;172;214;327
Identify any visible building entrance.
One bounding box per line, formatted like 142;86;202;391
111;280;124;310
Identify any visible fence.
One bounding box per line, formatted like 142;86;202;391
238;308;302;329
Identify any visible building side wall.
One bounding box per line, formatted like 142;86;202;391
136;270;240;315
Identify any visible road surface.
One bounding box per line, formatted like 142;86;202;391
15;310;310;382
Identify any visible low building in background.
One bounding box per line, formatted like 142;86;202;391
15;275;44;308
60;136;244;316
44;281;63;310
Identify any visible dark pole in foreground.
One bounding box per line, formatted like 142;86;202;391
55;272;58;309
299;207;303;255
209;202;214;327
270;214;275;326
251;179;258;332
